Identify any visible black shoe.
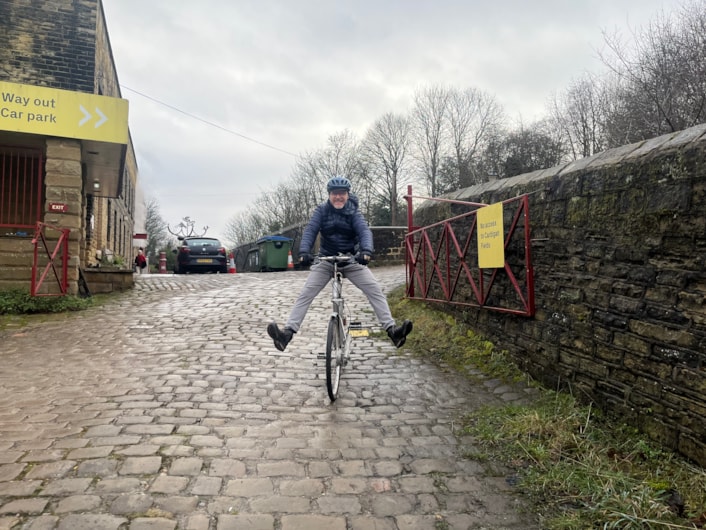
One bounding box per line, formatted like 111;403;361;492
387;320;413;348
267;323;293;351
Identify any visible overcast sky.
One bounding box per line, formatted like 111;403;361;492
101;0;683;243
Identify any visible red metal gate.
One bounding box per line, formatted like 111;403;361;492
31;222;70;296
404;186;535;316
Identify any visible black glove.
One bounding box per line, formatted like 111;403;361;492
299;252;313;266
356;252;372;266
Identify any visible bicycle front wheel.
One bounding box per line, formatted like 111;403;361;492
325;315;343;402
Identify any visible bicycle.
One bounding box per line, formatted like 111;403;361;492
317;254;356;402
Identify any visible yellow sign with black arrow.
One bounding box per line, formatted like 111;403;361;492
0;80;128;144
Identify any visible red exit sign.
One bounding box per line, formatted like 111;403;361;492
48;202;68;212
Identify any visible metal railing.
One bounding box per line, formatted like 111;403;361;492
404;185;535;317
31;222;70;296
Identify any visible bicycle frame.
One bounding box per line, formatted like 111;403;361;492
319;254;354;329
332;264;353;358
331;266;345;325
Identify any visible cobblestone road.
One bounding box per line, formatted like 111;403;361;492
0;267;539;530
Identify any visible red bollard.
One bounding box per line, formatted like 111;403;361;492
159;251;167;274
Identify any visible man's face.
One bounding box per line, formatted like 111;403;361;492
329;189;349;209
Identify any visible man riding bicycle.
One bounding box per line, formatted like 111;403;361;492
267;175;413;352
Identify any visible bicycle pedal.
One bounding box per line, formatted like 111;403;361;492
349;321;363;329
316;353;325;359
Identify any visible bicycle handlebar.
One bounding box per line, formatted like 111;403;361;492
316;254;356;264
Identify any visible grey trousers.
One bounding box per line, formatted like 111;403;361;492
285;261;395;333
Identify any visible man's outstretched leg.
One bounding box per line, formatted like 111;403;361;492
344;265;413;348
266;262;332;351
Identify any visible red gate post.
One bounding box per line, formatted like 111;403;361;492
159;252;167;273
406;185;415;297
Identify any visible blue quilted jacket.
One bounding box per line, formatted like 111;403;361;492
299;193;374;257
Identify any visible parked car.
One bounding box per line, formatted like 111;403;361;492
174;236;228;274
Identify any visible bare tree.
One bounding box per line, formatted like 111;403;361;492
224;131;372;247
444;87;505;190
411;85;451;197
599;1;706;145
548;74;608;159
317;130;362;179
483;121;567;178
144;197;172;262
250;188;287;234
304;130;377;217
288;131;367;216
251;177;315;233
224;209;267;249
361;112;410;225
291;152;328;210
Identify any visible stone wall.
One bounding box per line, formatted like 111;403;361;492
0;0;97;92
414;124;706;466
0;236;35;290
82;268;133;294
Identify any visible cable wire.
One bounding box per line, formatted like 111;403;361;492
120;84;298;158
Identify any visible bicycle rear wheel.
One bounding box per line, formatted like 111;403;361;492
325;316;343;401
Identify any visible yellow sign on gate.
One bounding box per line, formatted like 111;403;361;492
0;81;128;144
477;202;505;268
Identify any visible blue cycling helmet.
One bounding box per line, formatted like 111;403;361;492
327;176;352;192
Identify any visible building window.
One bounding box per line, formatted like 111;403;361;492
0;146;44;231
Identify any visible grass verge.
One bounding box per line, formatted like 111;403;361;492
388;287;706;529
0;288;93;315
0;289;94;332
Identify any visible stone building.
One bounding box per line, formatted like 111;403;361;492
0;0;140;294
